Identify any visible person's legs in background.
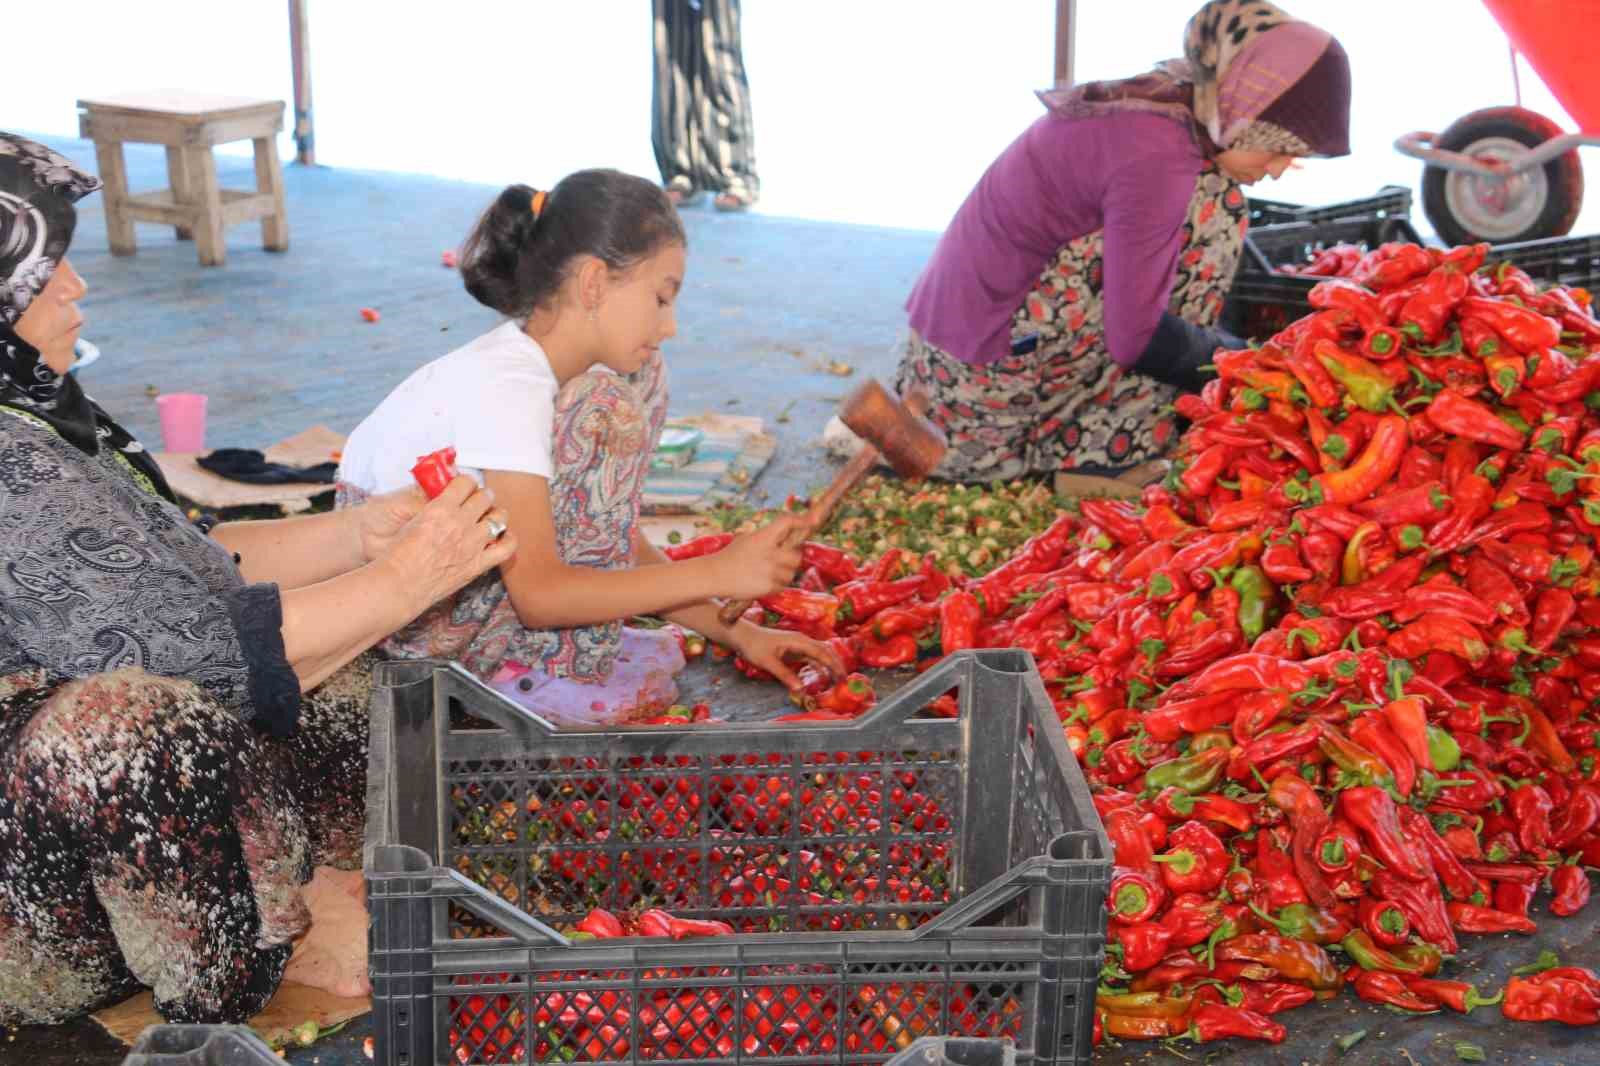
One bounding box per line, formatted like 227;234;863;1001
694;0;759;210
652;0;704;207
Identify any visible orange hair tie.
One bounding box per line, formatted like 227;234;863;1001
530;189;548;217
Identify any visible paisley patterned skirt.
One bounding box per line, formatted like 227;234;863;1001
338;353;669;684
895;169;1248;481
0;655;374;1025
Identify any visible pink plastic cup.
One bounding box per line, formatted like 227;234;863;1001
156;393;208;452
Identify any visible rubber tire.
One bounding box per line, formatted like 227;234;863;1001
1421;106;1584;245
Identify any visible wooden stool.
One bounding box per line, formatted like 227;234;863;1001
77;91;289;267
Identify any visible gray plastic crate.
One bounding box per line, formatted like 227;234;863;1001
123;1025;279;1065
885;1037;1016;1066
364;650;1109;1066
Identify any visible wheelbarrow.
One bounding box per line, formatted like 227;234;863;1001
1395;0;1596;245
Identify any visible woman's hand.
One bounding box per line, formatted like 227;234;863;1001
354;485;428;562
712;514;807;600
378;476;517;612
725;621;846;691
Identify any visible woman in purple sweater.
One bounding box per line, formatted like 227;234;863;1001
896;0;1351;483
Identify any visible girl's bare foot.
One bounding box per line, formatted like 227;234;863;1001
282;866;371;999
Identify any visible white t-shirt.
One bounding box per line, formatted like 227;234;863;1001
339;321;558;494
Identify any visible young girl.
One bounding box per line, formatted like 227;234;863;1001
338;170;838;720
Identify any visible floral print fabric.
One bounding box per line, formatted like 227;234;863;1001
895;168;1247;481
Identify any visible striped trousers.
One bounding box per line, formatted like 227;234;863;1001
651;0;759;200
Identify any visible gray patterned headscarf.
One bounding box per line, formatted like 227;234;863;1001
0;132;175;502
1038;0;1350;159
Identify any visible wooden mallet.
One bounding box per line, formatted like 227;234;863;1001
717;378;947;625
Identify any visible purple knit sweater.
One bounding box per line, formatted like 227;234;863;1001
905;110;1208;368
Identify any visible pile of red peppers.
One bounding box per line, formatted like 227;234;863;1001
665;241;1600;1047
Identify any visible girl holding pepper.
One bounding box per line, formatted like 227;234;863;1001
887;0;1352;484
339;171;841;718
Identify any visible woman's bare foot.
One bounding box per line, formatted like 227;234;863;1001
282;866;371;999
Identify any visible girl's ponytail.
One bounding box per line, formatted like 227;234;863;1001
458;170;684;320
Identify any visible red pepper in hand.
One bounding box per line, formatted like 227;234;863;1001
663;531;734;561
410;445;459;499
813;673;876;716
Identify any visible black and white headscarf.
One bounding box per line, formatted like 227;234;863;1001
0;132;175;503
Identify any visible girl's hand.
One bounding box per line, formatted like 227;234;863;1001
726;621;845;691
714;514;806;600
380;476;517;611
355;485;428;562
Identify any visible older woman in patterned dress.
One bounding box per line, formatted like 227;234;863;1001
894;0;1353;484
0;133;517;1025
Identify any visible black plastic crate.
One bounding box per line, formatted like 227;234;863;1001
364;650;1110;1066
123;1025;279;1065
885;1037;1016;1066
1486;233;1600;289
1244;184;1413;230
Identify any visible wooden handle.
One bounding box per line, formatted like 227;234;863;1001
716;444;881;626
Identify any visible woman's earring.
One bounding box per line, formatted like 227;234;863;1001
588;305;598;323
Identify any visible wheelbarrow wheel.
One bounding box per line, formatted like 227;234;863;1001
1421;106;1583;245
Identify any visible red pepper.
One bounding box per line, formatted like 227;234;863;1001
1386;612;1489;664
663;531;735;561
1152;820;1229;894
813;673;876;716
1352;241;1433;290
575;908;625;939
800;541;859;585
1358;896;1411;948
1529;586;1578;651
1394;581;1498;628
760;588;840;627
856;632;918;669
1111;920;1173;973
836;576;924;623
410;445;459;499
1551;783;1600;848
1494;879;1537;920
1183;1003;1286;1044
1309;414;1407;506
1503;967;1600;1024
1337;786;1431;882
1351;970;1438;1012
1398;264;1471;343
869;602;938;641
1398;807;1480;901
1372;868;1458;954
937;589;981;655
1444;901;1536;934
1402;976;1503;1014
1313;818;1362;875
1460;295;1563;353
1424;388;1528;450
1552;863;1593;917
1180;444;1231;498
1151;789;1254;834
1158;892;1226;949
1215;932;1343;990
1348;715;1417;798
